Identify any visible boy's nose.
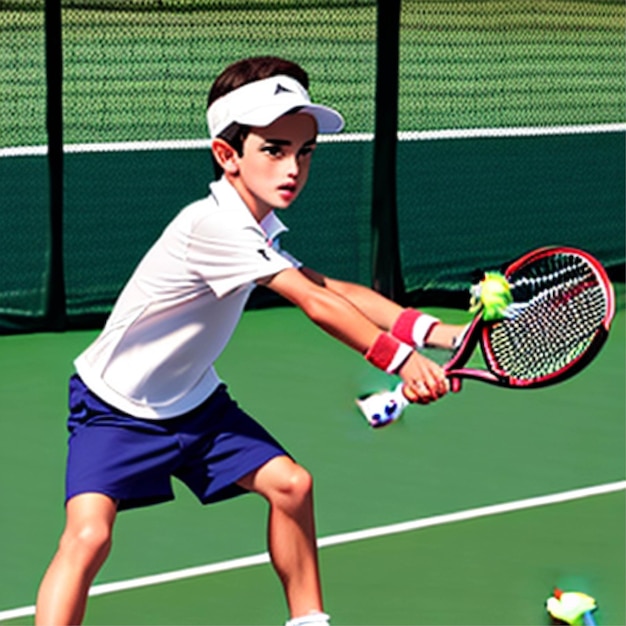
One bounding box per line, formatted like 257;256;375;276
286;154;300;177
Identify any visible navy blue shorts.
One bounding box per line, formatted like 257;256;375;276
65;375;288;511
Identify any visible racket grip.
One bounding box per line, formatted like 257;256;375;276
355;384;409;428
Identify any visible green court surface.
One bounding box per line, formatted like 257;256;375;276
0;301;624;625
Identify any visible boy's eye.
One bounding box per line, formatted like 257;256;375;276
262;145;283;157
299;145;316;157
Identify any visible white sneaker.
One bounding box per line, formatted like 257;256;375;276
285;611;330;626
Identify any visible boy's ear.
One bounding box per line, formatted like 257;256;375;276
211;138;239;175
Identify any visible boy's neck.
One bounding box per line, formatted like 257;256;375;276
224;173;273;224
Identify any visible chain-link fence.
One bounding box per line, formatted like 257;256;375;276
1;0;624;331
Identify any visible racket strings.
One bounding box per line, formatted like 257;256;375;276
485;254;608;382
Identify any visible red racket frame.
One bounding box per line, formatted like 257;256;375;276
444;246;615;392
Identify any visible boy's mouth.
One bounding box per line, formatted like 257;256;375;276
277;182;297;201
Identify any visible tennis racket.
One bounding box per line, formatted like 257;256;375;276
357;246;615;428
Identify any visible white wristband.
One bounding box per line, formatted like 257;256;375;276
411;312;440;349
387;341;413;374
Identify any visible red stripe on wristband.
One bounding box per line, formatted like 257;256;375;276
365;332;411;374
391;308;421;345
392;308;441;349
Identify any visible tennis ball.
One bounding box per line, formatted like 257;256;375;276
478;272;512;321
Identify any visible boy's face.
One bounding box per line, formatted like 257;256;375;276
232;112;318;220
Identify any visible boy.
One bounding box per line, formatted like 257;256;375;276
36;56;464;626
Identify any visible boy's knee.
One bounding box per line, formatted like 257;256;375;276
286;464;313;496
247;457;314;509
59;520;112;560
273;463;313;506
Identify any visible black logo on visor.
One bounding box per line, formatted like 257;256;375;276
274;83;294;95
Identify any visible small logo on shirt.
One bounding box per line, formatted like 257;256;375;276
257;249;271;261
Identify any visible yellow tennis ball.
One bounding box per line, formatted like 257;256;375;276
479;272;512;321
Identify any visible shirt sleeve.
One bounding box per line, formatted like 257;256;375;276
187;212;297;298
270;236;302;270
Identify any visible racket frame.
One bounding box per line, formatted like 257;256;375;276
445;246;615;391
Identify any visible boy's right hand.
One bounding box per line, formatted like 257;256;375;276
398;351;449;404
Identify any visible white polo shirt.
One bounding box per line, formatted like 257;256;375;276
74;177;300;419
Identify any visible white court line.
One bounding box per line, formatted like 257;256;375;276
1;123;624;158
1;480;624;622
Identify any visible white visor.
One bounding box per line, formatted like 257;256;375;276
207;74;344;139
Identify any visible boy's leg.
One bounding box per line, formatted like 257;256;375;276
36;492;117;626
237;455;324;620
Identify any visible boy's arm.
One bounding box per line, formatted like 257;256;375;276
297;267;403;331
259;267;449;402
297;267;462;351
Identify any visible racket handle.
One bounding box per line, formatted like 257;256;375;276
356;378;458;429
356;383;408;428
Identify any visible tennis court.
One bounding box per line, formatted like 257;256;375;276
0;296;624;625
1;1;624;624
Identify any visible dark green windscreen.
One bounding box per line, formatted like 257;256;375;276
0;0;623;330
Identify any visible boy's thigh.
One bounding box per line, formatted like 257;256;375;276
174;385;290;505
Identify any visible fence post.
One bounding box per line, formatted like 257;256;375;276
371;0;404;301
44;0;67;330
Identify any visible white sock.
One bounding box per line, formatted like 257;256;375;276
285;611;331;626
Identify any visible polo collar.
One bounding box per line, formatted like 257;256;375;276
209;177;289;241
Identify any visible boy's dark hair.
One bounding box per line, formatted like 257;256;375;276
208;56;309;178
